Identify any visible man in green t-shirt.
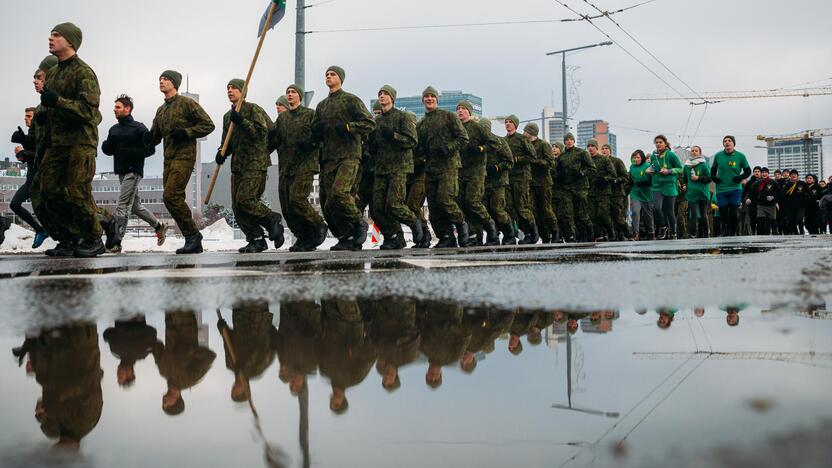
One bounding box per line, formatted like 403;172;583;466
709;135;751;236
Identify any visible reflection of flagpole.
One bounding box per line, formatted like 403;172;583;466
552;331;620;418
299;385;310;468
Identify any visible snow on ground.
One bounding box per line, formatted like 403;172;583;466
0;219;385;254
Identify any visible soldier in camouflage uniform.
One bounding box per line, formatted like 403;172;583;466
276;300;321;396
370;85;423;249
145;70;215;254
270;84;327;251
459;307;516;373
354;104;377;221
483;119;517;245
363;298;420;391
215;79;284;253
103;316;157;387
418;300;471;389
555;133;595;242
35;24;104;257
551;141;567;237
456;101;499;246
524;123;560;243
217;301;278;402
606;144;630;241
310;66;375;251
416;87;470;248
407;126;431;248
504;115;539;244
587;139;615;241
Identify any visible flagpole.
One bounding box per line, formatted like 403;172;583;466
204;1;279;205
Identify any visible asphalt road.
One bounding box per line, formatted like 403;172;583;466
0;235;829;331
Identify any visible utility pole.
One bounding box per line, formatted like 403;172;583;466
546;41;612;138
295;0;306;100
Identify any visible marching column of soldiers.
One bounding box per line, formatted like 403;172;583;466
3;22;831;255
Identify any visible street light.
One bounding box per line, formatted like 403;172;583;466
546;41;613;139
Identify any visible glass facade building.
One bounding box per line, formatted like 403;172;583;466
577;119;617;156
766;138;824;176
373;90;483;120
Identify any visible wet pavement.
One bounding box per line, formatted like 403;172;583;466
0;236;830;467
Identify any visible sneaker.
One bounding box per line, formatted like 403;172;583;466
155;222;168;246
107;243;123;254
32;231;49;249
657;226;668;240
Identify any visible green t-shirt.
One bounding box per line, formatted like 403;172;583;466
684;162;711;202
649;150;683;196
628;162;653;202
711;150;750;193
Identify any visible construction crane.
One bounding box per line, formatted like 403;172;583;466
628;86;832;104
756;128;831;175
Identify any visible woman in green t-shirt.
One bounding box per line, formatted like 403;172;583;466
646;135;683;239
628;150;654;240
683;146;712;238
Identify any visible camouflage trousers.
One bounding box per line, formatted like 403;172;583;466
426;168;465;238
611;194;629;233
279;172;323;242
163;158;198;237
406;172;427;224
589;194;613;237
231;170;273;242
459;174;491;233
355;163;374;217
675;197;689;238
38;145;102;242
507;176;536;234
485;185;512;229
557;186;592;239
531;184;558;237
320;158;362;239
372;172;417;238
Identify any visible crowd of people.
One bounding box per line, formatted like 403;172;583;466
2;22;830;256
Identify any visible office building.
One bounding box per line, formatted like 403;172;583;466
375;90;483;120
577;120;617;156
765;138;824;177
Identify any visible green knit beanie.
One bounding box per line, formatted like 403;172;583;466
422;86;439;99
564;132;576;142
37;55;58;75
287;83;304;99
52;22;83;51
505;114;520;129
326;65;345;84
553;141;565;153
456;100;473;114
523;123;539;137
378;84;397;102
275;95;290;108
227;79;245;92
372;101;382;112
587;138;599;148
160;70;182;90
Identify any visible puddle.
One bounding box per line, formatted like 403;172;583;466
0;301;830;468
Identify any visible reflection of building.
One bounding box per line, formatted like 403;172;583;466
765;138;823;176
378;90;483;120
546;322;568;349
577;120;617;156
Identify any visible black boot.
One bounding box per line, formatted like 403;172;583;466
467;232;483;247
455;221;470;247
240;238;268;253
351;219;369;251
74;238;106;258
380;234;406;250
519;228;539;245
289;228;306;252
407;221;424;246
539;232;551;244
434;235;458;249
176;232;204;254
310;222;328;248
45;241;76;257
484;220;500;246
0;217;10;246
266;212;285;249
501;223;517;245
330;238;353;251
414;222;431;248
551;231;563;243
101;215;118;251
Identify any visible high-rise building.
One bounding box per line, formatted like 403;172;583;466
542;107;565;143
375;90;483;120
577;120;617;156
765;138;824;177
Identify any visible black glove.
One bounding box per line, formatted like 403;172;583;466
712;177;722;184
142;130;154;146
487;164;499;177
732;175;744;183
40;89;59;107
11;127;26;144
311;121;326;139
229;107;244;126
34;112;47;125
379;126;395;140
215;150;227;165
170;128;189;142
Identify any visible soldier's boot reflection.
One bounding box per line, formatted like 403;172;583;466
508;334;523;355
162;385;184;416
459;351;477;374
330;386;348;415
425;363;443;389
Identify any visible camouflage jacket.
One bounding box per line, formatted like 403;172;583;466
460;119;499;181
415;108;469;175
43;55;102;147
505;132;536;180
486;136;515;189
271;105;319;176
370;107;417;175
221;101;272;173
610;156;630;197
556;146;595;190
148;93;215;163
590;154;615;196
312;89;375;163
529;138;555;187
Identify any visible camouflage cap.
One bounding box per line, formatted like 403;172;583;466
37;55;58;74
227;79;245;91
587;138;599;148
505;114;520;128
52;22;82;51
287;83;304;98
160;70;182;90
379;84;397;102
564;132;576;141
523;122;539;137
326;65;345;84
456;100;473;114
422;86;439;99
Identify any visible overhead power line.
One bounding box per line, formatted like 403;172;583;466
629;86;832;102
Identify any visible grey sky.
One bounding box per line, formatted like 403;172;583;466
2;0;831;177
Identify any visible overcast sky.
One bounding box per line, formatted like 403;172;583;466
2;0;831;177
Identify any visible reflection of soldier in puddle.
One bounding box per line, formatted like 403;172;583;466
218;301;278;402
508;310;537;355
460;307;515;373
418;301;471;388
318;299;377;414
362;298;420;392
528;311;555;344
694;307;705;318
656;309;677;329
103;316;157;387
28;324;103;451
585;310;618;333
153;311;216;415
566;313;589;335
725;306;741;327
276;301;322;396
